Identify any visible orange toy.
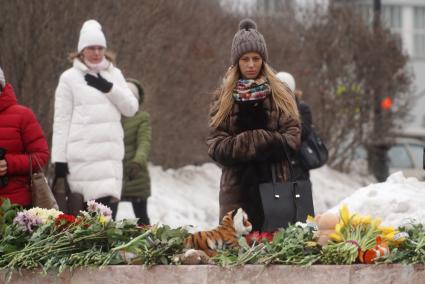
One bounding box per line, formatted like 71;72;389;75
358;236;390;264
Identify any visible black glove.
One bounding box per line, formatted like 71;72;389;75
127;162;142;180
235;100;267;132
84;73;113;93
55;162;69;178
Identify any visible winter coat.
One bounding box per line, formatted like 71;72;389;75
0;83;49;206
121;107;151;200
207;95;300;231
291;99;313;180
51;59;138;201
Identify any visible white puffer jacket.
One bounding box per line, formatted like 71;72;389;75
52;59;138;201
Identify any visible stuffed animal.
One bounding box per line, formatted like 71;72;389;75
315;212;340;246
173;249;212;265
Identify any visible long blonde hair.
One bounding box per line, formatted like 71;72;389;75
210;62;300;128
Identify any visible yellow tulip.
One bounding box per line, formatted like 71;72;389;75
382;231;396;242
360;215;372;225
335;223;342;233
340;205;350;226
329;232;343;242
371;217;382;229
351;215;361;227
379;226;395;235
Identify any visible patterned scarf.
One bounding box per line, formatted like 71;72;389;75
232;76;271;102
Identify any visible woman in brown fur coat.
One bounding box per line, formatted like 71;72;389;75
207;19;301;231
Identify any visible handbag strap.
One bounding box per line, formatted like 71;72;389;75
29;154;43;174
271;145;295;184
29;154;45;187
52;176;72;195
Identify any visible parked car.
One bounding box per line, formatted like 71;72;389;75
387;137;425;181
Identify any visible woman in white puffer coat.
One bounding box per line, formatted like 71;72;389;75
51;19;138;216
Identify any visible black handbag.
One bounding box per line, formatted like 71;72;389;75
52;177;84;216
259;164;315;232
299;128;328;170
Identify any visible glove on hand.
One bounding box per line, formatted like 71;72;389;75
85;73;113;93
55;162;69;178
236;100;267;132
127;162;142;180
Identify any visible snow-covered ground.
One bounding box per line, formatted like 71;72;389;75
116;163;425;230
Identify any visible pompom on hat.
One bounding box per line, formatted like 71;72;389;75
230;18;268;65
276;72;296;93
77;19;107;52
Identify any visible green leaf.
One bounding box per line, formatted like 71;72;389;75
3;210;17;225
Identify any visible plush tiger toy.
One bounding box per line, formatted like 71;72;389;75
183;208;252;257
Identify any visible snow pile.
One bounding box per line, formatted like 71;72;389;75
327;171;425;228
311;165;373;214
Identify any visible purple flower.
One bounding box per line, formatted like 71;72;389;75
13;211;43;232
86;200;112;220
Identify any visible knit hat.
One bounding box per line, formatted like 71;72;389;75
77;20;107;52
0;66;5;88
276;72;296;93
231;18;268;65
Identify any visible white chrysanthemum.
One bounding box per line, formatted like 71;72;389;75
27;207;63;224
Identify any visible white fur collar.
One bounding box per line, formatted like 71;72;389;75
73;58;113;74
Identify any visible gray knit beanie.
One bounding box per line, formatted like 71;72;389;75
230;18;268;66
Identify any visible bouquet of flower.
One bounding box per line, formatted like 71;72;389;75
0;200;144;281
212;224;320;267
383;224;425;264
321;205;407;264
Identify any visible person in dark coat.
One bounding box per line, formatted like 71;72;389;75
0;66;49;207
207;19;301;231
277;71;312;180
120;79;151;225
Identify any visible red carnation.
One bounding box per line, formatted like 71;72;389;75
55;214;76;228
245;231;274;245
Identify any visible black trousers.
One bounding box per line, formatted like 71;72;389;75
129;198;150;225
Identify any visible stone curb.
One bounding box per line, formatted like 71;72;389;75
1;264;424;284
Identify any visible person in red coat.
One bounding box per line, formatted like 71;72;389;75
0;66;49;207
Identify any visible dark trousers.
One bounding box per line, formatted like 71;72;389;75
131;199;150;225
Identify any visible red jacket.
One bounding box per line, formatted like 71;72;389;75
0;83;49;206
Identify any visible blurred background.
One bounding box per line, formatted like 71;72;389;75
0;0;424;181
